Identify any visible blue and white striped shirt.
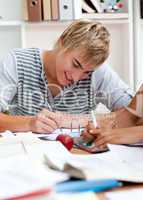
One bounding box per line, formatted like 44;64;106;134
0;48;133;115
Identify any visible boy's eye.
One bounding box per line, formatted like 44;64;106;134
72;61;81;69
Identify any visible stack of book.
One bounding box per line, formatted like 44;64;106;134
24;0;82;22
24;0;106;22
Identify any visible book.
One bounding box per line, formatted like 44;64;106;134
59;0;82;20
84;0;97;11
59;0;74;20
90;0;103;13
73;0;82;19
141;0;143;18
43;0;51;20
0;154;67;199
82;0;96;13
27;0;43;22
51;0;59;20
23;0;28;21
44;143;143;183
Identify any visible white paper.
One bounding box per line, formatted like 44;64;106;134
107;144;143;170
0;155;68;199
106;189;143;200
0;133;41;158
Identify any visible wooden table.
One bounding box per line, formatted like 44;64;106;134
71;148;143;200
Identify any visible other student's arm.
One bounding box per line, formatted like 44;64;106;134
81;85;143;146
91;125;143;148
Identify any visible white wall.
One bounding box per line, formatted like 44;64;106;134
0;26;21;59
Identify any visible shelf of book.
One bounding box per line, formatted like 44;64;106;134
23;20;129;26
0;15;129;27
82;13;129;20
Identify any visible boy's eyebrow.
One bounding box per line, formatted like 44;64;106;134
74;58;94;73
74;58;83;69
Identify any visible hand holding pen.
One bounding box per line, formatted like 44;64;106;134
79;110;109;151
30;108;60;134
81;110;98;142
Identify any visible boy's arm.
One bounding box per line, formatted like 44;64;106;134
0;113;33;132
0;109;59;133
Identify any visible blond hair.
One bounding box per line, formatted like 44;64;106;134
54;19;110;67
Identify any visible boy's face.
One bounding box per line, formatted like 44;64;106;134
55;49;95;86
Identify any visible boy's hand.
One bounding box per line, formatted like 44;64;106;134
30;109;60;134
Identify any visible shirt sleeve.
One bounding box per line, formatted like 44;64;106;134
91;62;134;111
0;51;18;112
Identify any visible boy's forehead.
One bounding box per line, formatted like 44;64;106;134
69;49;87;61
65;49;94;69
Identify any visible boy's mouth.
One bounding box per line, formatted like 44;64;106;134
65;72;73;83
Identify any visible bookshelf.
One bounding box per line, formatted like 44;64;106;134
0;0;135;88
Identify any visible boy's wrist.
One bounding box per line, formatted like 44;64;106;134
26;116;35;132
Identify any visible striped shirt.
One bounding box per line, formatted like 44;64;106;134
0;48;133;115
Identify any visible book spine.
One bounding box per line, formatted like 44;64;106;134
59;0;74;21
72;0;82;19
141;0;143;18
90;0;103;13
23;0;28;21
51;0;59;20
43;0;51;20
27;0;43;22
82;0;95;13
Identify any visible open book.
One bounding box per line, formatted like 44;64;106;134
44;143;143;183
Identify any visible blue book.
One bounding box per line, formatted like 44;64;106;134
55;179;122;193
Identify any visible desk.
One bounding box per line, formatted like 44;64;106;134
71;148;143;200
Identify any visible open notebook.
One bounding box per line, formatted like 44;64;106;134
44;143;143;183
34;128;83;141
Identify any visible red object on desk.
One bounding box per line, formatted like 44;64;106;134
6;188;52;200
56;134;74;151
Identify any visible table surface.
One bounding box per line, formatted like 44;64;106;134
71;148;143;200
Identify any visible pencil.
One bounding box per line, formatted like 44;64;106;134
91;110;97;127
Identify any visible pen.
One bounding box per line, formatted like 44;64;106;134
70;121;73;133
91;110;97;127
78;123;81;133
55;179;122;193
7;188;52;200
47;102;53;112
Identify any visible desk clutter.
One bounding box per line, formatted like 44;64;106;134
0;131;143;199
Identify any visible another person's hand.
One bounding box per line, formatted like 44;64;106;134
30;109;59;134
82;122;143;148
94;128;143;147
